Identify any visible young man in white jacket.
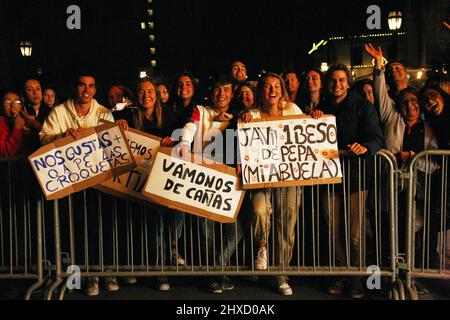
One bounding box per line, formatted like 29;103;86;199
39;73;114;145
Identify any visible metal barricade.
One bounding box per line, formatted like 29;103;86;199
0;157;46;299
404;150;450;300
44;149;400;300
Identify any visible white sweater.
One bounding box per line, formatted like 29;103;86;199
39;98;114;145
180;105;230;154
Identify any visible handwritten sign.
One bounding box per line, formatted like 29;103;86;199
238;114;342;189
95;126;161;203
29;122;136;200
143;148;245;223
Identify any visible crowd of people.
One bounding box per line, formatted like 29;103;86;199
0;43;449;299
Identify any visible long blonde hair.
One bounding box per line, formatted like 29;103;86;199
257;72;292;110
133;77;163;130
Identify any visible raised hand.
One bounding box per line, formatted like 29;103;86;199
364;43;384;69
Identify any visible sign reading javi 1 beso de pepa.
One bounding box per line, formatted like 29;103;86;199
29;122;136;200
95;124;161;203
238;114;342;189
143;148;245;223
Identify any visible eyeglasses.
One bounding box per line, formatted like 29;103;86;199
3;100;22;107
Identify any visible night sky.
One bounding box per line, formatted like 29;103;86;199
2;0;407;93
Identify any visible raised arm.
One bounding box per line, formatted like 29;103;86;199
364;43;398;126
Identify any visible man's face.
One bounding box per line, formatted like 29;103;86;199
24;79;42;105
399;92;420;122
284;73;299;94
306;70;321;93
75;76;96;104
137;81;157;110
2;92;22;119
176;76;194;100
387;62;408;84
328;70;349;100
231;61;247;82
421;88;445;117
211;83;233;109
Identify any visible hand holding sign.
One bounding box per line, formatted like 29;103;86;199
239;112;253;123
65;128;80;139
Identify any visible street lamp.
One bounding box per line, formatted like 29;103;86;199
20;41;32;57
388;11;402;59
388;11;402;31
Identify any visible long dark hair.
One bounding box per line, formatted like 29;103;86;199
168;71;200;113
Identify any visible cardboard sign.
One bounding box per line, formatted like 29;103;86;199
238;114;342;189
143;148;245;223
95;126;161;203
29;122;136;200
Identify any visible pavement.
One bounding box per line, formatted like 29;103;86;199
1;276;449;300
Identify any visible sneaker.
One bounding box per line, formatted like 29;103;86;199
255;247;267;270
208;279;223;294
85;277;100;296
104;276;120;292
122;276;137;284
172;251;186;266
328;278;346;295
278;278;293;296
157;276;170;291
221;276;234;291
413;280;429;295
349;278;365;299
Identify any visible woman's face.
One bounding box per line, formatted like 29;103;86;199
44;89;56;107
421;88;445;117
305;70;321;93
157;84;169;103
176;76;194;100
2;92;22;119
399;92;420;123
107;86;126;109
262;76;282;107
238;85;254;108
137;81;157;110
363;83;375;105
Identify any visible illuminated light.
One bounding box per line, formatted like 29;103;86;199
148;22;154;29
151;60;156;67
416;71;423;79
371;57;388;67
139;71;147;78
150;47;156;55
149;35;155;42
147;9;153;16
20;41;32;57
388;11;402;31
140;22;146;29
320;62;329;72
308;39;326;55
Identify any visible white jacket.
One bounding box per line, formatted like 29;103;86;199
39;98;114;145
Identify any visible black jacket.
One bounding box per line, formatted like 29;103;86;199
319;92;385;192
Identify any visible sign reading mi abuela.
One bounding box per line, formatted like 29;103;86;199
238;115;343;189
